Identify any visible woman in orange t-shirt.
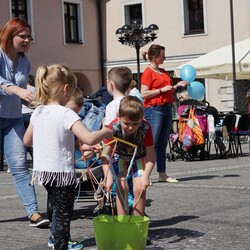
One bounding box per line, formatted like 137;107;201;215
141;44;188;183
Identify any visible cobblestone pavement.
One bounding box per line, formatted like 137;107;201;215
0;144;249;250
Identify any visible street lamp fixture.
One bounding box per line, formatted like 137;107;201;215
116;19;159;90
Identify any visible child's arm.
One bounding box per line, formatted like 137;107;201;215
71;120;113;145
23;123;33;147
100;145;113;192
141;145;156;190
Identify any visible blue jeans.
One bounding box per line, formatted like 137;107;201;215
144;104;172;173
78;98;105;132
0;118;38;218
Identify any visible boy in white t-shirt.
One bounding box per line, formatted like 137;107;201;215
104;66;133;125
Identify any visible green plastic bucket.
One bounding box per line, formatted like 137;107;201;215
93;214;150;250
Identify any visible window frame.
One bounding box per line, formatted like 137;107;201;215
62;0;84;45
182;0;207;37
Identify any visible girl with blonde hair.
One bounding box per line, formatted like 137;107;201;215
24;64;112;249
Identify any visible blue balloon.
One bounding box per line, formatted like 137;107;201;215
187;81;205;100
180;65;197;82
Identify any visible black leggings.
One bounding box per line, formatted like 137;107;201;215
45;184;76;250
214;131;226;152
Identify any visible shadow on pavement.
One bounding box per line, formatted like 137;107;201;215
178;174;240;182
178;175;218;181
148;227;204;243
148;215;204;247
150;215;199;228
81;237;96;248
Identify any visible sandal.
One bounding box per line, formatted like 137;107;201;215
158;177;179;183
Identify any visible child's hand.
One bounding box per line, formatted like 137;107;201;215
83;150;94;159
104;174;113;192
140;175;150;190
89;144;102;152
79;143;102;158
89;144;102;158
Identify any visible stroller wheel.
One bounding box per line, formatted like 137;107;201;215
183;152;191;162
166;153;172;162
171;153;176;161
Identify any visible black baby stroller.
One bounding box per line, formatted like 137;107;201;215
167;99;209;162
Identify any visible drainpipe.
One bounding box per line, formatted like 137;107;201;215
96;0;105;86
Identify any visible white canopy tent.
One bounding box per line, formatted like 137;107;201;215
174;38;250;80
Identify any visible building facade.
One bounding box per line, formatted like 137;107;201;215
1;0;249;113
0;0;105;95
104;0;250;113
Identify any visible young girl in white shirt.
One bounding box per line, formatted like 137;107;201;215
23;64;112;250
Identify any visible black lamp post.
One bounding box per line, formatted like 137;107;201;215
115;19;159;90
229;0;238;112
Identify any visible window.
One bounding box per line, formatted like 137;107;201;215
124;3;142;25
183;0;205;35
63;0;83;44
10;0;34;39
11;0;28;20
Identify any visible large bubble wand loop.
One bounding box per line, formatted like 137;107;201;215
102;137;138;213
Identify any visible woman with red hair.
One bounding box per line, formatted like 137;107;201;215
0;18;49;227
